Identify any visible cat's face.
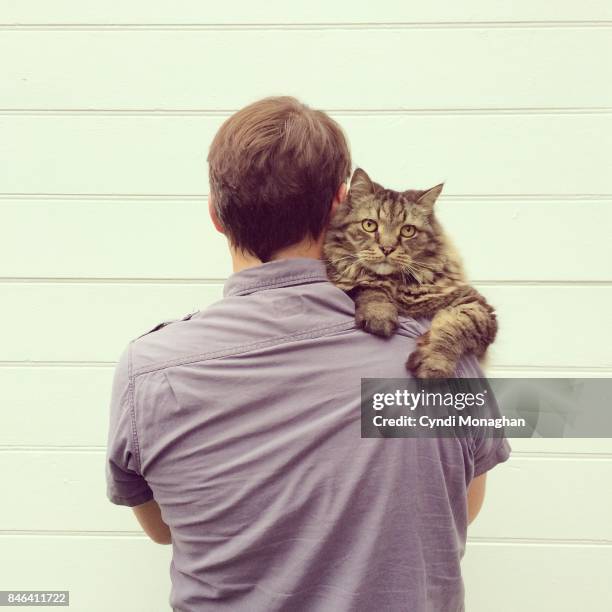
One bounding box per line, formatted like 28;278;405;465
326;168;444;278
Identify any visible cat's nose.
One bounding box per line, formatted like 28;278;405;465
380;246;395;256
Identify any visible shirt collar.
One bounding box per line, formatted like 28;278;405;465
223;257;330;297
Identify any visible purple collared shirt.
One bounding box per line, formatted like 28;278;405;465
106;257;510;612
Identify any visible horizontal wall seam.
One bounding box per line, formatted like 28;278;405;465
1;21;612;31
2;193;611;201
1;108;612;116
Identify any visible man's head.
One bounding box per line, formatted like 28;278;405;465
207;96;351;263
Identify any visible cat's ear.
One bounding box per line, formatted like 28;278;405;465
415;183;444;212
349;167;374;200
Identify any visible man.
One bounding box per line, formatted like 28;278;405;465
106;96;510;611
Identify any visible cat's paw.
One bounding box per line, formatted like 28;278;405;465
355;302;398;338
406;332;457;378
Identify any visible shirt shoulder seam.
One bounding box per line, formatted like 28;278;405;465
132;320;356;377
227;272;327;296
126;340;145;474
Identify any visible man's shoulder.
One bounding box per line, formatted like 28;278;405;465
396;315;432;339
134;309;200;341
127;309;207;376
124;295;432;378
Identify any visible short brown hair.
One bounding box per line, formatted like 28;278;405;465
207;96;351;262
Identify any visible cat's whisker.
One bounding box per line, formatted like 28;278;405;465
329;256;354;265
327;253;358;268
404;259;442;280
412;260;440;273
401;263;424;286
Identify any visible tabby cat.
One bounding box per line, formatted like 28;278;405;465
323;168;497;378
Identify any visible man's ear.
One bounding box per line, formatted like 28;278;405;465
208;197;225;234
330;180;348;213
349;167;374;200
415;182;444;212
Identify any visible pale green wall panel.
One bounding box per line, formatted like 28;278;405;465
1;5;610;611
2;114;611;195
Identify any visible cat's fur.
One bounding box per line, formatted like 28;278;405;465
323;168;497;378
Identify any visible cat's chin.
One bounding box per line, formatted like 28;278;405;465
367;261;397;276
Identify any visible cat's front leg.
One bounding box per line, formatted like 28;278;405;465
407;299;497;378
353;287;398;338
406;330;459;378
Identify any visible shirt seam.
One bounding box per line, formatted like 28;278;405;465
108;486;153;505
132;320;357;377
473;439;512;478
127;340;145;474
225;272;328;296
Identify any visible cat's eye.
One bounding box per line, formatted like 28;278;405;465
400;224;416;238
361;219;378;232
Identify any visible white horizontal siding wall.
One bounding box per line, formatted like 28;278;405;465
1;2;611;611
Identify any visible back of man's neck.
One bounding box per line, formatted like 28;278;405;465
230;240;324;273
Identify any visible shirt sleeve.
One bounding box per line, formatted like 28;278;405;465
455;353;512;479
105;343;154;507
